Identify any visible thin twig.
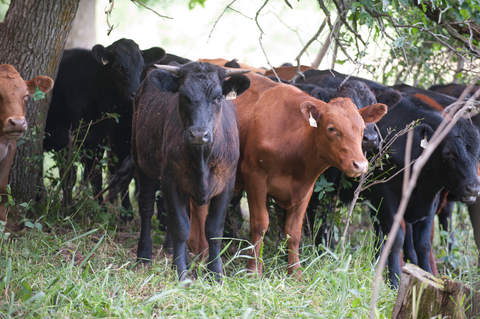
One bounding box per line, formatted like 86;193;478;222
291;17;328;83
130;0;172;19
105;0;117;36
255;0;280;81
208;0;238;43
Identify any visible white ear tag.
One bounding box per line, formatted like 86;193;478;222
226;90;237;100
309;111;317;127
420;136;428;149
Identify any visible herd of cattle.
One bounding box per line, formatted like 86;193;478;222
1;37;480;288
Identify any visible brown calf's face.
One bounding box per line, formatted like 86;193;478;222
301;97;387;177
0;65;53;139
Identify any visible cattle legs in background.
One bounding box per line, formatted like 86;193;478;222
468;200;480;266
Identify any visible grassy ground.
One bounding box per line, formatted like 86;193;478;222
0;219;398;318
0;173;479;318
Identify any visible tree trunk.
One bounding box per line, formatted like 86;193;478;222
0;0;80;208
392;263;480;319
65;0;96;49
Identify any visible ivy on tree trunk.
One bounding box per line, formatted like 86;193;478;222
0;0;80;209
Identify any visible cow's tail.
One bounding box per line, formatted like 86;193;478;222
95;154;136;204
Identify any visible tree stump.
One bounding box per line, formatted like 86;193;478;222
391;263;480;319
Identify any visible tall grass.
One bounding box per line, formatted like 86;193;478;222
0;213;402;318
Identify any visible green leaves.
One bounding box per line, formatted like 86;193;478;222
314;175;335;201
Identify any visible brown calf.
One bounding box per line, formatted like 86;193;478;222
264;65;315;81
198;58;266;75
0;65;53;222
189;72;387;276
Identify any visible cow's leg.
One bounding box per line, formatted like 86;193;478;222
156;185;173;255
156;184;168;231
438;201;455;251
224;191;244;238
372;218;384;260
244;175;269;275
162;178;190;281
60;163;77;211
284;190;312;277
467;200;480;265
403;221;418;265
411;209;435;274
84;153;103;205
372;189;403;288
205;182;235;281
189;200;209;258
136;171;156;264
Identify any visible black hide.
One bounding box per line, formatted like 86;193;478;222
44;38;165;211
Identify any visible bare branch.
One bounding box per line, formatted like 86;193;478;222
208;0;239;43
291;17;328;83
104;0;117;36
255;0;280;80
130;0;172;19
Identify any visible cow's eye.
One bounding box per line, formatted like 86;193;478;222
214;96;222;104
443;149;453;159
328;127;335;133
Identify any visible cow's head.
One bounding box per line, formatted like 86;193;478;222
300;97;387;177
0;65;53;139
92;38;165;103
151;62;251;145
334;81;382;152
426;120;480;203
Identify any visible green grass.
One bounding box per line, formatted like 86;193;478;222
0;215;399;318
0;188;479;318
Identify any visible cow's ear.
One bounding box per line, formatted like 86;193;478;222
415;123;434;142
25;76;54;96
92;44;109;65
311;87;331;102
148;69;179;92
224;59;240;68
222;75;251;97
358;103;387;124
142;47;166;64
300;101;322;125
376;90;401;109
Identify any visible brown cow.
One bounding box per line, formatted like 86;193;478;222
190;72;387;276
264;65;315;81
0;65;54;222
198;58;266;75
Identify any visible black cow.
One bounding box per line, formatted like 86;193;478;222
429;83;480;99
365;94;480;288
44;38;165;211
102;62;251;281
297;69;402;109
394;83;480;265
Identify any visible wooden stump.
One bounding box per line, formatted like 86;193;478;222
391;263;480;319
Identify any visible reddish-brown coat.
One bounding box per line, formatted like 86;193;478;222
198;58;266;75
264;65;315;81
0;65;53;221
190;72;387;276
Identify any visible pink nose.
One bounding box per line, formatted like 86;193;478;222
4;116;27;138
8;117;27;130
351;160;368;176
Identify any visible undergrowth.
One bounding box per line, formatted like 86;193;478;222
0;218;398;318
